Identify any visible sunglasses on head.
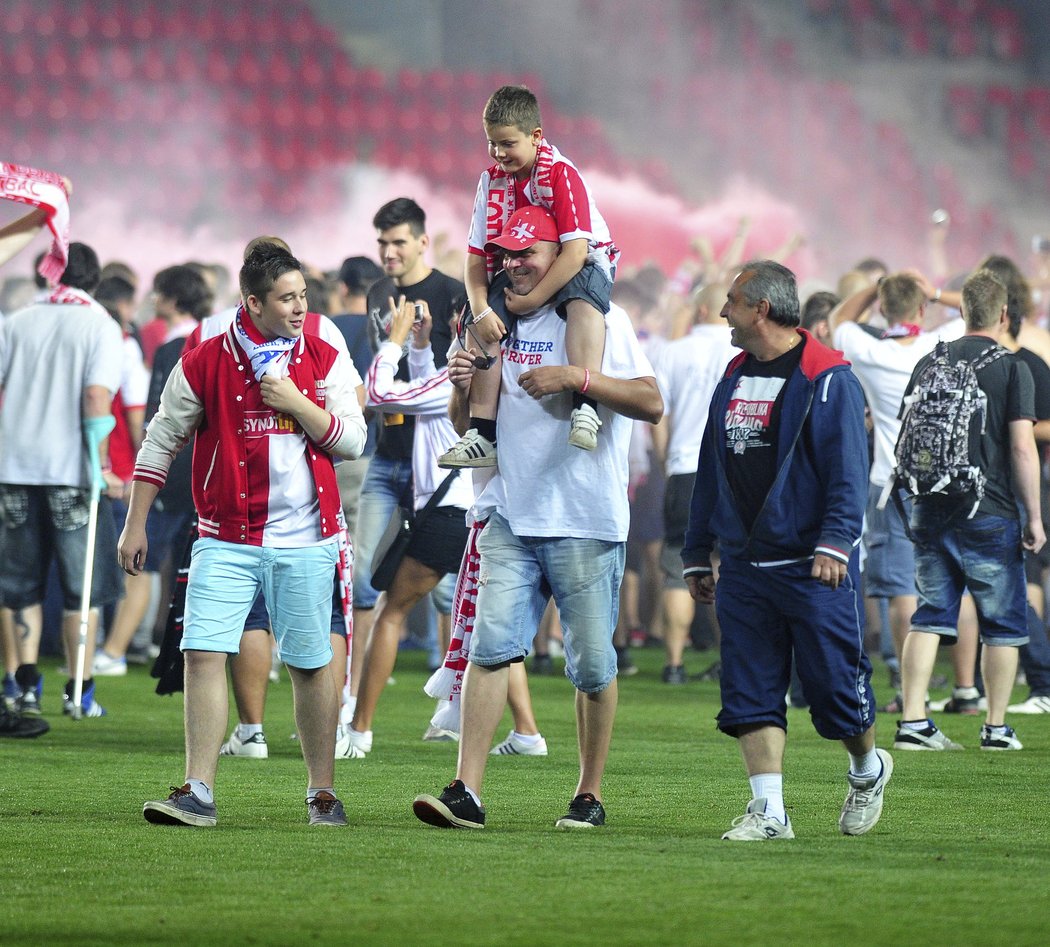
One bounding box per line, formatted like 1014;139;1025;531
457;307;499;370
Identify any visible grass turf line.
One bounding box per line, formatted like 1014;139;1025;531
2;648;1048;945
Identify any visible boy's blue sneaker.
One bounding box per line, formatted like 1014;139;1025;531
62;680;107;718
143;784;217;827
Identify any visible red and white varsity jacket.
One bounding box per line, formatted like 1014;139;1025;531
133;321;366;546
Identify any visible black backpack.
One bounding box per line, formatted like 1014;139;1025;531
880;340;1009;520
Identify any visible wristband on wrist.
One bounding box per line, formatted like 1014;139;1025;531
473;306;493;324
932;288;941;302
580;368;591;394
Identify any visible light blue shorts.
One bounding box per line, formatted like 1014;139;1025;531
183;538;338;669
469;513;624;693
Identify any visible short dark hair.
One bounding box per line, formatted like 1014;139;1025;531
239;245;303;304
373;198;426;236
737;260;800;327
484;85;541;133
153;265;213;322
976;254;1030;338
853;257;889;278
60;243;101;294
801;291;839;332
94;275;135;321
338;256;383;296
305;275;329;315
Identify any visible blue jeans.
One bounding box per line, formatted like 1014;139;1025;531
351;455;414;610
910;509;1029;646
469;513;624;693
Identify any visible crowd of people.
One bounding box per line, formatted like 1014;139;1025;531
3;84;1049;840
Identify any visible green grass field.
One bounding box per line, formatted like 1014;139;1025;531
3;647;1048;946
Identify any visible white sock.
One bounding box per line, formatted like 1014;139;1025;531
902;718;931;732
848;749;881;780
307;786;334;802
748;773;785;823
341;696;356;724
511;730;542;745
187;779;213;803
462;784;482;807
237;723;263;739
349;725;371;738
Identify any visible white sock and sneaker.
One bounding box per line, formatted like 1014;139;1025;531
336;725;372;758
490;730;548;756
722;749;893;840
220;723;268;758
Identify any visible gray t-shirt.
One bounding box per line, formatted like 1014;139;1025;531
0;296;123;488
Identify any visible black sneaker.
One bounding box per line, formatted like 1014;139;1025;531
413;779;485;829
662;664;687;685
555;792;606;829
0;701;49;739
143;784;218;827
616;647;638;677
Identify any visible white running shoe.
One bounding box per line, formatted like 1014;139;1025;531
721;798;794;841
335;724;372;758
839;748;893;836
980;724;1023;750
568;403;601;450
489;730;548;756
92;651;128;677
438;429;497;468
1007;695;1050;714
892;722;964;751
422;725;459;742
220;728;268;758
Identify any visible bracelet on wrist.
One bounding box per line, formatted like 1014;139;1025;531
932;288;942;302
473;306;493;324
580;368;591;394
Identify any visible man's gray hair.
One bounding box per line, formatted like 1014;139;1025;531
737;260;800;327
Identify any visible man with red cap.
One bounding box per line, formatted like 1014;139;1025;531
413;207;663;831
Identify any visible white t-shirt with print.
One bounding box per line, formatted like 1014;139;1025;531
473;302;653;541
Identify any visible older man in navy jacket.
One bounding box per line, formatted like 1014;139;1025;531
683;260;891;841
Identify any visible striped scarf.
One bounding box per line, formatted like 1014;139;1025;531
0;163;70;282
234;305;297;381
483;138;560;275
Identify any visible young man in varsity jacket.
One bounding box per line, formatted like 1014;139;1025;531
119;245;367;828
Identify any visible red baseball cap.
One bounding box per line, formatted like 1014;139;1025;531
484;205;560;254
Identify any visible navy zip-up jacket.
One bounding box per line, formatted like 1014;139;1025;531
682;329;867;575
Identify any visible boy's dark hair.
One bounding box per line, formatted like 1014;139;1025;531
153;265;213;322
483;85;541;134
962;270;1008;332
976;254;1030;338
94;275;135;321
801;291;839;331
373;198;426;236
60;243;101;294
338;256;383;296
239;245;303;304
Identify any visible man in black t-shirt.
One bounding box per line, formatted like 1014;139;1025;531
344;199;465;748
895;270;1045;753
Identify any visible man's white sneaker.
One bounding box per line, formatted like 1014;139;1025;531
721;798;794;841
1007;695;1050;715
840;748;893;836
92;651;128;677
892;721;964;750
335;724;371;758
980;724;1023;750
438;429;497;468
489;730;548;756
422;725;459;742
568;403;601;450
220;728;268;758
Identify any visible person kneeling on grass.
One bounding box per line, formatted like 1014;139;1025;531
120;246;366;828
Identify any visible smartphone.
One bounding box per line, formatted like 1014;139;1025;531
413;303;424;325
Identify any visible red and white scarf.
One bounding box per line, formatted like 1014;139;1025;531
0;163;70;282
44;283;109;318
483;138;560;275
424;519;485;733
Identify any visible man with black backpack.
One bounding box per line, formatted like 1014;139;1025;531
893;270;1044;752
